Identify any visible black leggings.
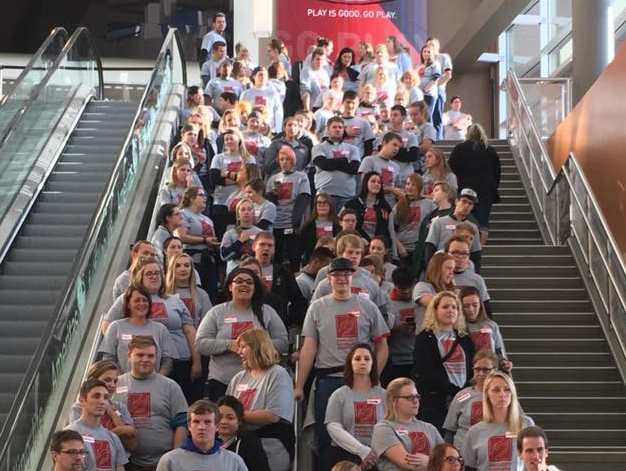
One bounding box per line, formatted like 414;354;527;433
273;228;302;272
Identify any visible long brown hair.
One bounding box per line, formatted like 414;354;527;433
301;192;339;230
428;443;465;471
395;174;424;225
343;343;379;388
425;147;452;181
425;252;455;292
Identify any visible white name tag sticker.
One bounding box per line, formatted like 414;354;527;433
357;292;370;299
224;316;238;324
395;427;409;435
457;391;471;403
349;310;361;317
82;435;95;444
480;327;493;334
284;228;294;235
445;224;457;230
366;398;381;405
116;386;128;394
505;432;517;439
236;384;249;392
121;334;133;341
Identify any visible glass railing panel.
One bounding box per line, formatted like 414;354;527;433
0;28;185;471
0;28;101;228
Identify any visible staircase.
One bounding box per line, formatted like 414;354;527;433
439;140;626;471
0;100;137;431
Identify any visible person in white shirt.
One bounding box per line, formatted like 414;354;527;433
241;67;284;133
201;41;227;88
301;48;331;112
443;96;472;140
517;426;562;471
200;12;227;66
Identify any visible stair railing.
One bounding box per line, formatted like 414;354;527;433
505;68;626;381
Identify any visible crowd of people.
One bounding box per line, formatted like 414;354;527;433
50;11;561;471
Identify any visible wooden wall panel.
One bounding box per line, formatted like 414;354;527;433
547;42;626;256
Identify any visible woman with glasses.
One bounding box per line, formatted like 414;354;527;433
175;186;220;303
412;291;475;434
195;267;288;402
462;372;534;471
227;329;295;471
371;377;444;470
442;350;498;452
428;443;465;471
101;257;201;402
324;343;386;471
151;204;183;264
221;199;263;274
299;193;340;264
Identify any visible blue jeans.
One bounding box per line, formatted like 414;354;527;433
330;195;352;213
434;89;446;140
424;95;437;124
314;376;344;471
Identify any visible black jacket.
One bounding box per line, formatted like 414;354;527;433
298;219;340;264
268;263;308;327
344;196;391;242
226;431;271;471
448;140;501;203
412;329;475;408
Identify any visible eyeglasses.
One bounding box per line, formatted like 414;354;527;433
444;456;465;464
232;278;254;286
329;271;352;278
398;394;420;401
144;271;161;278
59;449;88;457
449;250;469;256
473;367;494;373
316;200;330;205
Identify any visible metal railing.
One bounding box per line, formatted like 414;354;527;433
0;28;185;471
516;76;572;139
505;67;626;378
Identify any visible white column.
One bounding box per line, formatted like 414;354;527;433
233;0;274;66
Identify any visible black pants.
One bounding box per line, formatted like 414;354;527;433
185;249;219;304
212;204;229;240
273;228;302;272
169;359;205;404
380;362;412;388
205;378;228;402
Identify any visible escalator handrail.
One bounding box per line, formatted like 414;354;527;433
0;27;185;465
0;26;103;155
0;26;70;108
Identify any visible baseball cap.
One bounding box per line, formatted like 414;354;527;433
459;188;478;203
328;257;356;273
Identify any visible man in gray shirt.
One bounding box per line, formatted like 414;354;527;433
296;257;389;471
65;379;127;471
157;400;247;470
49;430;88;471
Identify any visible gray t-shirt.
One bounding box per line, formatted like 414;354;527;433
112;270;130;301
151;225;172;265
69;400;133;432
205;77;244;102
371;418;444;471
180;207;216;251
301;294;389;370
172;286;213;328
227;365;294;471
435;330;467;389
443;110;468;140
312;269;387;312
412;281;436;328
156;447;248;471
426;215;481;252
296;272;316;302
157;184;185;208
195;302;289;384
466;319;506;356
387;297;423;365
358;155;402;207
240;86;283;133
115;373;189;467
210;153;256;206
373;130;418;186
99;319;177;372
422;170;457;196
442;386;484;451
65;419;127;471
314;265;376;288
105;293;194;360
253;199;277;227
454;269;490;301
390;198;436;252
462;417;535;471
265;170;311;229
220;226;263;274
312;140;361;198
342;116;375;159
325;385;386;447
242;131;271;160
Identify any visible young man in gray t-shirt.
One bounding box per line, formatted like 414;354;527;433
65;379;127;471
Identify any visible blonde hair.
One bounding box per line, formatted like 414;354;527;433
483;371;524;434
130;257;166;298
402;70;418;88
384;377;416;421
222;127;251;163
336;234;364;255
425;147;452;181
395;174;424;225
421;291;467;335
192;105;214;136
331;461;360;471
466;123;489;147
238;329;279;371
165;253;198;303
168;157;192;187
235;198;256;225
218;109;242;134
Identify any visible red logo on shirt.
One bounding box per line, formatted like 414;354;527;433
423;182;434;195
399;307;415;323
376;90;388;102
380;167;393;186
237;388;257;411
227;161;242;173
224;86;235;92
128;392;151;418
409;431;430;455
277;181;294;204
200;220;215;237
470;401;483;425
181;297;195;318
232;321;254;339
244;139;259;156
100;413;114;430
150;302;168;326
488;435;513;462
332;150;347;159
410;205;422;224
316;224;333;238
254;96;267;106
442;338;464;362
336;313;358;337
470;331;492;352
354;402;376;424
363;207;376;223
93;440;113;468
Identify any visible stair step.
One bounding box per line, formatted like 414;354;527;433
490;203;534;212
2;261;72;276
500;325;602;337
484;277;584;289
487;220;539;230
486;237;544;245
491;300;593;312
481;265;579;276
0;290;58;305
520;397;626;413
550;450;626;471
489;288;588;300
495;313;598;325
546;429;626;447
507;338;608;352
0;305;53;321
508;352;612;366
0;355;35;373
517;381;624;396
0;275;67;290
514;366;619;382
13;236;83;249
482;254;573;265
482;245;570;255
21;224;87;237
7;248;78;262
490;211;535;220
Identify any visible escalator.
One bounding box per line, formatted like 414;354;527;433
0;27;186;471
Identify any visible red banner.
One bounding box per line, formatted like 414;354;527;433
275;0;427;63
